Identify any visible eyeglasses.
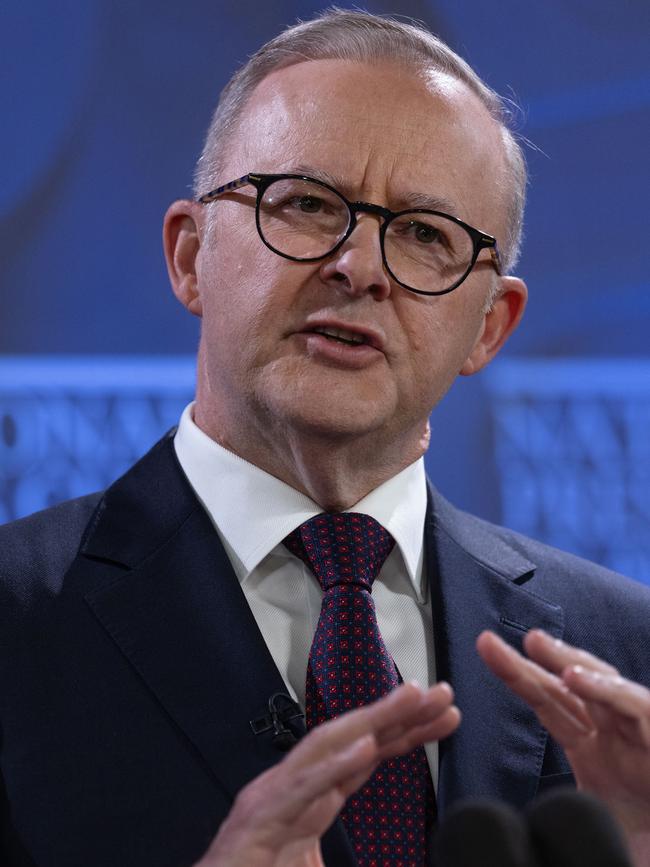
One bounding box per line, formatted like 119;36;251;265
198;172;501;297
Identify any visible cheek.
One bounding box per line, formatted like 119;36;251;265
400;295;485;385
399;300;452;367
199;246;298;367
199;223;269;318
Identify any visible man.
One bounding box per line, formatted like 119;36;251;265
1;9;649;867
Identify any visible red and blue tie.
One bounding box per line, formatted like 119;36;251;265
284;512;433;866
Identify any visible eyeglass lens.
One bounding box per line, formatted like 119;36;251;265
258;177;475;294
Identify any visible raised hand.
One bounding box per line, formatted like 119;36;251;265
477;628;650;866
195;680;460;867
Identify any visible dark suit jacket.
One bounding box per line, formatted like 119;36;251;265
2;432;650;866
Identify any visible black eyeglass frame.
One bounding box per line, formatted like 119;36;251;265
198;172;502;297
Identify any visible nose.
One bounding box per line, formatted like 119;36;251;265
319;215;392;300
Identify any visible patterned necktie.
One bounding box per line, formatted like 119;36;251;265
284;512;432;866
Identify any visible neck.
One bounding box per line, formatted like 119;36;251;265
192;403;429;511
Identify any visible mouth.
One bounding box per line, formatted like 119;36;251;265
299;319;386;353
310;326;369;346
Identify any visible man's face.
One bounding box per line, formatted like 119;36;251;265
181;59;520;455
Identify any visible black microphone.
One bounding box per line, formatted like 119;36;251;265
249;693;304;751
433;800;540;867
527;790;633;867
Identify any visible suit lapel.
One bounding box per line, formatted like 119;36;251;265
78;434;356;865
75;434;563;857
84;503;293;794
425;486;565;814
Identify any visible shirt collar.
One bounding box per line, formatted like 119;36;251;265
174;403;428;599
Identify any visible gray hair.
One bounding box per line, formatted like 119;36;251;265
193;8;527;274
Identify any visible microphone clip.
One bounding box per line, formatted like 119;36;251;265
250;692;304;751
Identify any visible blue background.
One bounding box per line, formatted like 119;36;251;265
1;1;649;580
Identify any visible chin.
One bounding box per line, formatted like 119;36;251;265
256;364;396;435
267;400;390;442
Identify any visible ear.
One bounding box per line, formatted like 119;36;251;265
460;276;528;376
163;200;204;317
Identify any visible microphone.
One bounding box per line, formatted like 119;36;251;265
527;790;633;867
249;693;304;751
433;800;539;867
433;790;633;867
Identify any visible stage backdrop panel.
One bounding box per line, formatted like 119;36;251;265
0;357;194;523
485;359;650;583
1;355;648;586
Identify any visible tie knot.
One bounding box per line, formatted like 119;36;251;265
284;512;394;592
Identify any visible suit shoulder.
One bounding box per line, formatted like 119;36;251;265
430;489;650;681
431;487;650;605
0;494;102;599
483;516;647;598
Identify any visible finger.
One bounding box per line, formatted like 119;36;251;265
578;698;650;750
283;733;380;809
585;699;625;735
233;732;378;832
477;630;594;744
287;681;452;772
289;681;423;765
563;666;650;747
376;706;461;761
309;686;458;788
367;680;455;736
524;630;620;678
374;682;455;745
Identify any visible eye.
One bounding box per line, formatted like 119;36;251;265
411;222;442;244
296;195;322;213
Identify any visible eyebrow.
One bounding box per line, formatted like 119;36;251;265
398;190;460;216
289;163;460;217
291;164;350;192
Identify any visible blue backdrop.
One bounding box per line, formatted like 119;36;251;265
1;1;649;580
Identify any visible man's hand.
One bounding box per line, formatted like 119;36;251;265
477;629;650;866
195;681;460;867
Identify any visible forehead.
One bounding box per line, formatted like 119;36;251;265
227;58;508;231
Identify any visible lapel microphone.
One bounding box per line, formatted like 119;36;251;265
250;693;304;751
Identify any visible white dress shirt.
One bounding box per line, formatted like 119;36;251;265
173;403;438;784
